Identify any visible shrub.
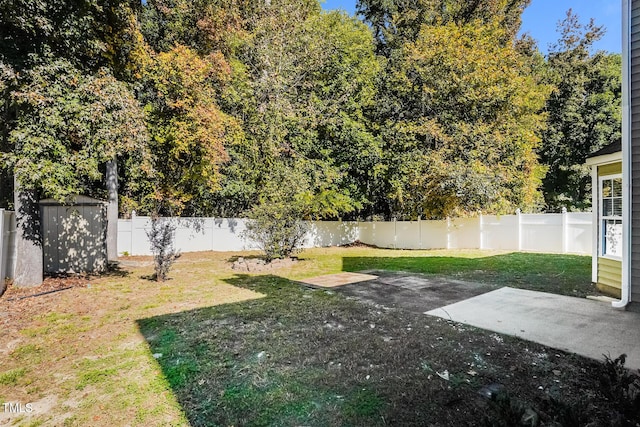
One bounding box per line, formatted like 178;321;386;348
599;353;640;421
243;201;307;262
146;215;180;281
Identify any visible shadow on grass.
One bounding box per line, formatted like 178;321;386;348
341;252;595;297
135;274;501;426
135;268;617;426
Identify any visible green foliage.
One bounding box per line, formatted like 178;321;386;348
0;0;147;78
377;20;549;218
211;6;381;219
357;0;531;53
0;368;26;386
600;354;640;422
540;11;621;211
242;167;309;261
243;202;308;262
1;59;149;201
1;0;619;222
138;44;241;215
146;216;180;281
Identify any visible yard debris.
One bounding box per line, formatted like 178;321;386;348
436;370;450;381
6;286;73;301
478;383;505;400
231;256;298;272
153;353;162;359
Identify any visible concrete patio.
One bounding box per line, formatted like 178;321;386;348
426;287;640;370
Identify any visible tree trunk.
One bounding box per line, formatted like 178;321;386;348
13;176;42;287
106;159;118;262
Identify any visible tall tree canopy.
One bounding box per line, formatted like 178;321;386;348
0;0;150;207
1;0;621;220
539;10;622;211
376;21;549;218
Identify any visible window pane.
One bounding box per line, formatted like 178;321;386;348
603;199;612;217
613;178;623;197
604;219;623;257
613;198;623;217
602;179;612;197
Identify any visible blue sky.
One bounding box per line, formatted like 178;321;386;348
320;0;622;54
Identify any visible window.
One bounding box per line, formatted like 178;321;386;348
600;175;623;258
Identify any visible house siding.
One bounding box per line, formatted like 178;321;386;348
632;0;640;302
596;162;623;297
597;257;622;297
599;163;622;176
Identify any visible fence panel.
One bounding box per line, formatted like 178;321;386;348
173;218;215;253
395;221;422;249
305;221;359;248
566;213;593;254
358;222;397;248
211;218;249;251
420;220;449;249
482;215;519;250
117;219;132;255
521;214;563;253
449;217;481;249
116;213;593;256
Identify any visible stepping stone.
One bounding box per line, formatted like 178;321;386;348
299;272;378;288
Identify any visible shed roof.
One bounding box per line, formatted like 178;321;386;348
39;195;107;206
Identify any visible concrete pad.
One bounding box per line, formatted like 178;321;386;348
299;272;378;288
426;287;640;370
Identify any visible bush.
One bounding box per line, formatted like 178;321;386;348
243;202;307;262
600;353;640;422
146;216;180;281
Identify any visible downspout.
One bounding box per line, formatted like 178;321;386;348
614;0;632;308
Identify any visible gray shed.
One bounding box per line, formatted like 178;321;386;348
40;196;108;274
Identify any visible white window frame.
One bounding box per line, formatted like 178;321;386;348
599;173;623;260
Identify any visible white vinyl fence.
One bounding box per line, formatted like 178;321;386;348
118;212;592;256
0;209;17;282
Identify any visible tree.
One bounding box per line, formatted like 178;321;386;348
539;10;621;211
375;21;549;218
137;45;242;216
357;0;530;53
212;6;382;219
1;59;149;202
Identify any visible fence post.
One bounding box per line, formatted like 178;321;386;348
516;209;522;251
0;208;5;284
393;217;397;249
418;216;422;249
131;210;136;256
562;207;568;254
446;217;451;250
479;213;483;250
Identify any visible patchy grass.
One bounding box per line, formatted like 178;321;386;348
0;248;608;426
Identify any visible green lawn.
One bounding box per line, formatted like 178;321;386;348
2;248;624;427
288;247;594;297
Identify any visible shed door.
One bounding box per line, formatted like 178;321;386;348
41;204;107;274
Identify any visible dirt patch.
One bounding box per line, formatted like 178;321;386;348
334;270;497;313
298;272;378;288
0;276;90;333
231;256;298;272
